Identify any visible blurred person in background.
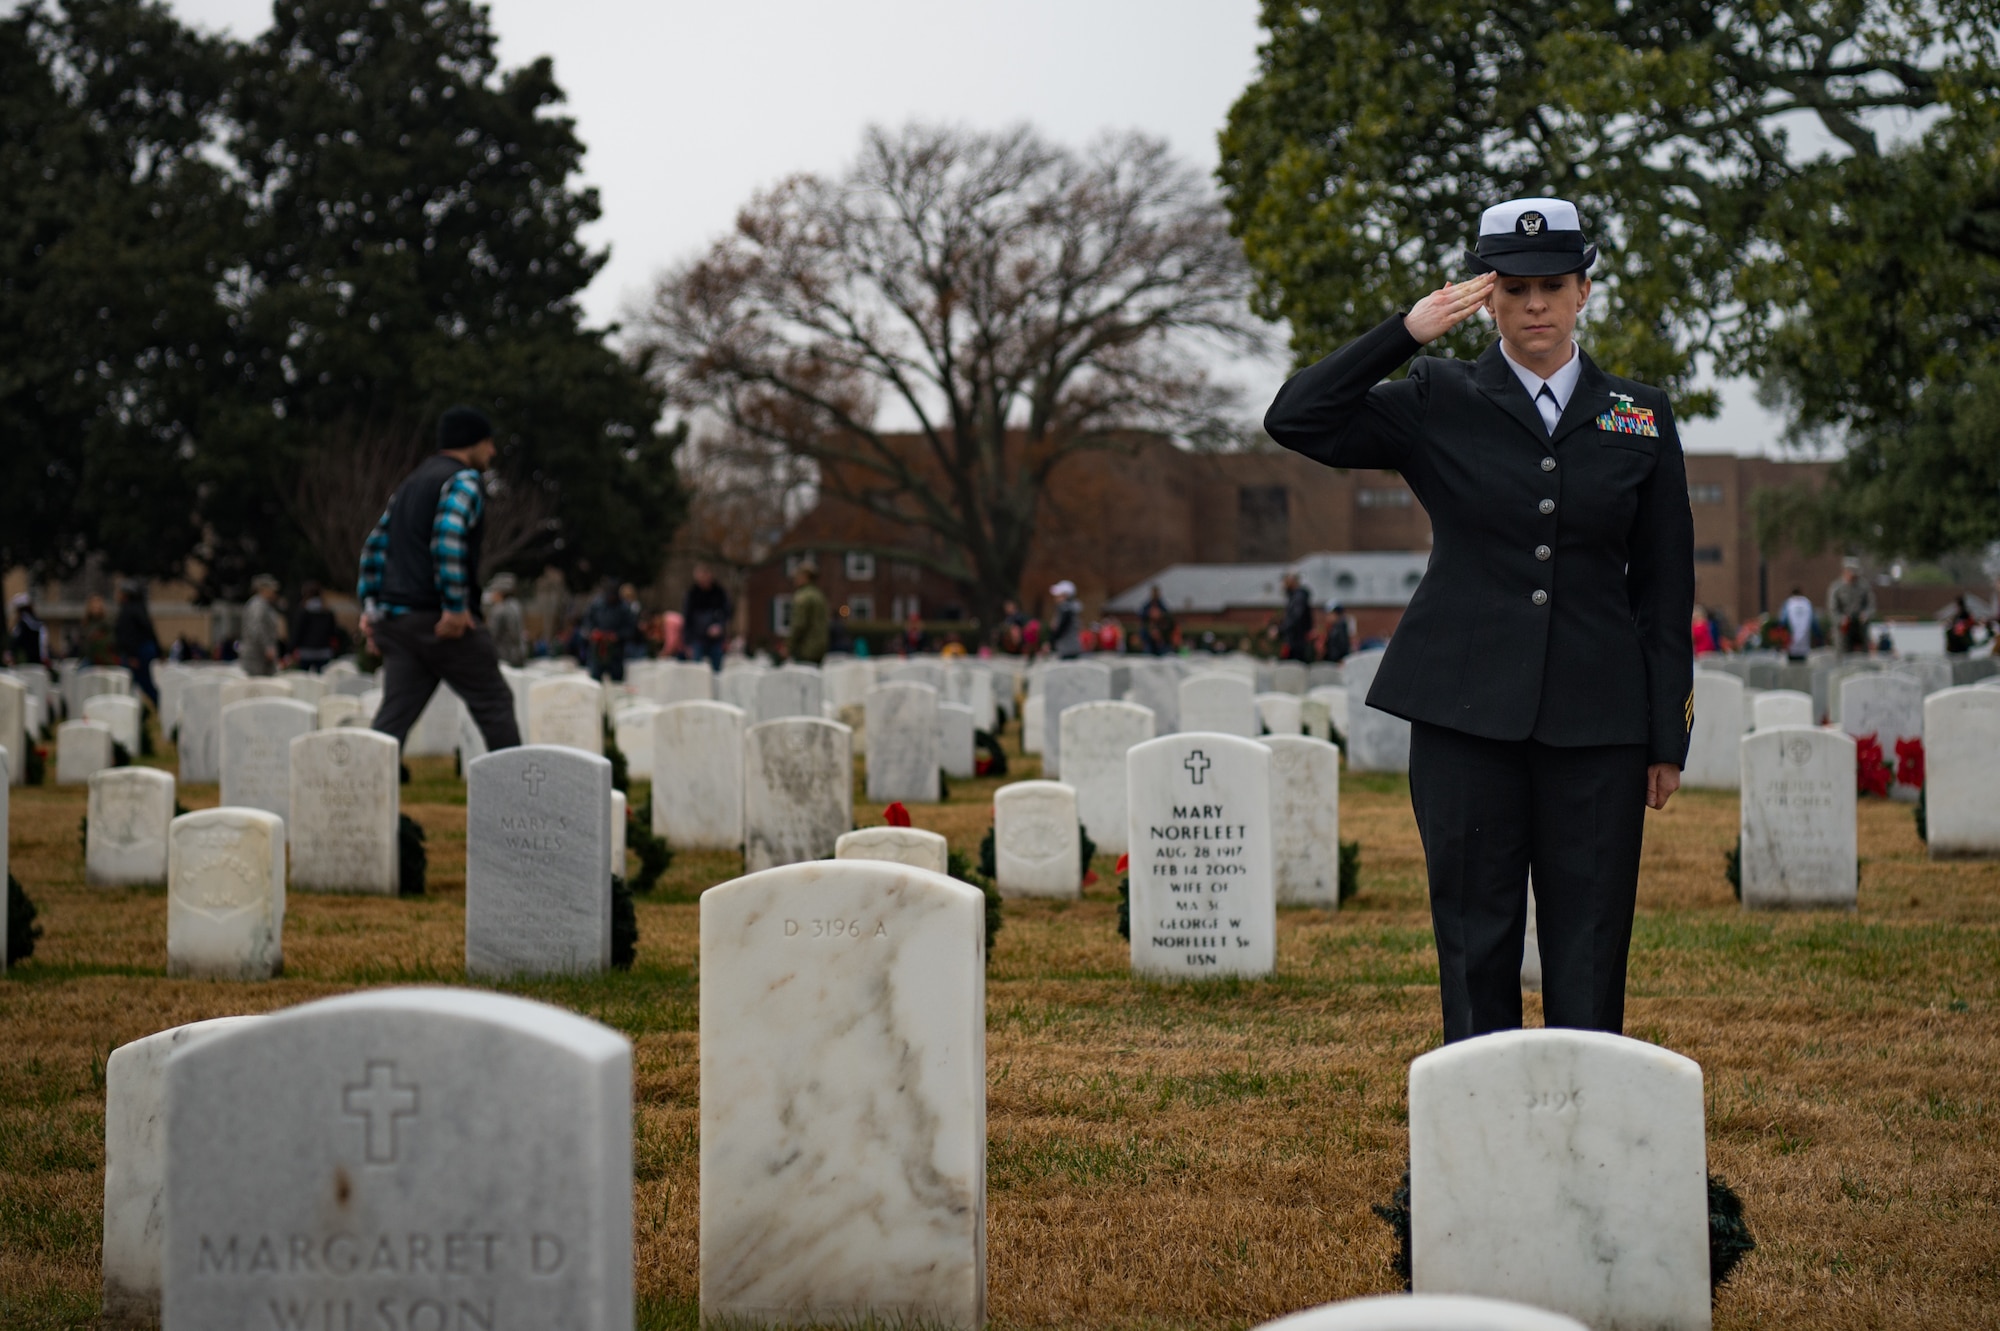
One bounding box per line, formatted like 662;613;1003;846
289;581;340;671
74;593;118;665
484;573;527;667
240;576;285;675
114;581;162;704
8;593;50;668
683;563;731;672
1048;581;1082;659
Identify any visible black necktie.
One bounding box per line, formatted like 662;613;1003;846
1537;385;1559;434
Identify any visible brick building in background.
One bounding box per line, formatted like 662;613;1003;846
745;434;1874;653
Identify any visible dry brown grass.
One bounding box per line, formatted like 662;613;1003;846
3;723;1999;1329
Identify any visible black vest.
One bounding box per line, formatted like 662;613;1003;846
379;453;483;613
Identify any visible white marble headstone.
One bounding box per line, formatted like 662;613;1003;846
994;780;1082;898
718;664;769;713
84;693;143;754
1341;650;1411;773
1125;733;1275;979
1252;1294;1588;1331
58;718;116;784
77;665;134;703
177;676;224;783
754;666;824;723
528;676;604;754
1739;728;1858;908
0;675;23;786
1178;672;1258;738
884;660;946;693
700;860;984;1331
162;989;632;1331
643;659;717;705
652;701;746;850
1923;686;2000;859
466;745;614;976
1838;671;1923;798
220;698;317;825
402;683;462;758
612;700;663;778
939;700;977;779
1020;693;1044;755
1409;1029;1709;1331
1309;684;1350;741
1125;661;1181;734
744;717;854;872
87;767;176;887
824;661;877;711
1267;735;1341;907
1270;661;1308;696
865;682;941;803
316;694;363;730
835;826;950;875
289;729;400;894
1681;671;1746;790
1752;689;1813;730
1256;692;1303;736
220;676;293;709
1040;661;1113;777
166;808;285;979
101;1015;262;1328
1059;700;1155;857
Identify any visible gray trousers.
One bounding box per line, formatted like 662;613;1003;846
372;611;521;752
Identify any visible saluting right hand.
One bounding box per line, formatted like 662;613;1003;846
1403;272;1497;345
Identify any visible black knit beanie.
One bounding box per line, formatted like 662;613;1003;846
438;405;494;453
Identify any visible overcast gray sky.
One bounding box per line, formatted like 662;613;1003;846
160;0;1783;453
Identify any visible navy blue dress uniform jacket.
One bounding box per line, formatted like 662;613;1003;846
1265;314;1696;768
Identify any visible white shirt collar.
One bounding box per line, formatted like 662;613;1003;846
1500;340;1584;410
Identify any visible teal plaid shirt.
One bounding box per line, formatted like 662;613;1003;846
355;468;484;615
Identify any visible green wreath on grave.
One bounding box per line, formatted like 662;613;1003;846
398;814;427;897
625;797;673;895
7;874;42;966
601;719;630;794
1340;840;1361;903
1373;1168;1755;1296
945;847;1002;964
609;877;637;971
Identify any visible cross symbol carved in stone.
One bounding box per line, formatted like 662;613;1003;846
343;1061;419;1165
522;762;547;796
1184;750;1211;785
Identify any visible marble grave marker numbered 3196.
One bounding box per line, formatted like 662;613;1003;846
162;988;633;1331
1124;734;1275;979
700;860;985;1331
465;745;614;977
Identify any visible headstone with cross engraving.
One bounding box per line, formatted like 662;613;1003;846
466;745;614;977
700;859;985;1330
167;808;286;979
161;988;633;1331
1408;1029;1710;1330
1124;733;1275;979
87;767;176;887
289;729;400;894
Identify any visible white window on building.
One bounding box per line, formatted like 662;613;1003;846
770;594;793;635
1689;484;1726;505
891;594;921;622
844;551;876;582
848;594;876;622
1357;487;1413;508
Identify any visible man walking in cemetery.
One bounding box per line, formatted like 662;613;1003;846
356;406;521;751
787;559;829;664
683;562;731;671
1320;600;1354;662
1827;557;1876;653
113;581;161;705
1278;570;1315;661
1265;196;1694;1043
74;594;117;665
485;572;528;665
239;575;285;675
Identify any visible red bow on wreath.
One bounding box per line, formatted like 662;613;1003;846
1854;733;1893;798
1116;854;1129;874
1895;737;1925;790
883;802;911;827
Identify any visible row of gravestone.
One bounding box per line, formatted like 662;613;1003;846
101;856;1718;1331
